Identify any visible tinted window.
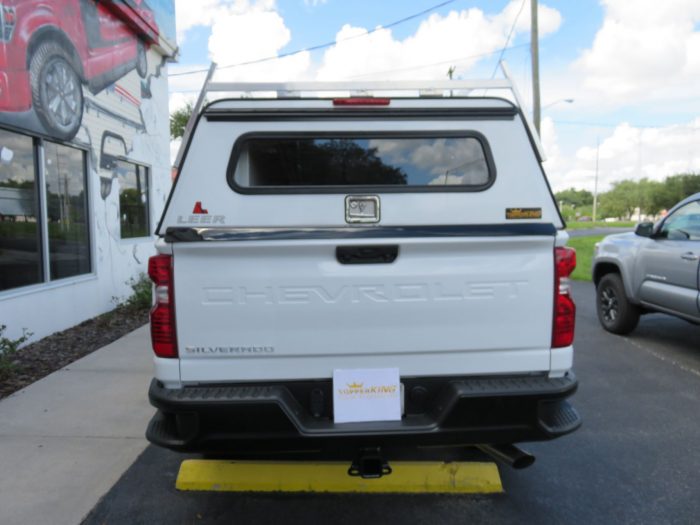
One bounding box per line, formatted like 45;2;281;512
0;129;42;291
44;142;90;280
117;161;150;238
232;136;491;190
661;200;700;241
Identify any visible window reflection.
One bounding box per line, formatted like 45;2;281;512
235;136;491;188
44;141;90;280
0;129;42;291
117;161;150;238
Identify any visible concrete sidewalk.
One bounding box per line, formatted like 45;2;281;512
0;325;154;525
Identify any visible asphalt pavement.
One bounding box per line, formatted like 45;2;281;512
82;281;700;525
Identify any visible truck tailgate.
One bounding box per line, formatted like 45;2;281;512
173;231;555;382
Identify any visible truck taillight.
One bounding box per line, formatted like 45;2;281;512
148;254;177;358
553;246;576;348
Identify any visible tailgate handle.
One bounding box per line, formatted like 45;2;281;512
336;245;398;264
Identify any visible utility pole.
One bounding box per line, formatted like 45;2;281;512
593;137;600;223
531;0;541;136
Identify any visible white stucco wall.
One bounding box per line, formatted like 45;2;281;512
0;47;172;344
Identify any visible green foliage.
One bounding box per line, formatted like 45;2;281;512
559;173;700;221
123;273;152;312
565;221;635;230
0;325;33;380
567;235;606;282
0;179;34;189
598;180;643;219
560;203;593;221
649;173;700;212
170;102;194;140
555;188;594;208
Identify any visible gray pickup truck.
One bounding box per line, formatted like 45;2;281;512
592;192;700;334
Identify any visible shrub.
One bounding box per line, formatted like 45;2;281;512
123;273;152;312
0;325;33;380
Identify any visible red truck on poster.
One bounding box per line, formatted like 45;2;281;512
0;0;159;140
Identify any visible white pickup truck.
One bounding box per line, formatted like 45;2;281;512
145;80;580;474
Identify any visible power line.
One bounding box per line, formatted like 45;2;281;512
169;42;531;93
170;0;458;78
346;42;530;79
552;120;661;129
490;0;527;78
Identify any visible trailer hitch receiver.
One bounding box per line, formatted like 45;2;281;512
348;447;392;479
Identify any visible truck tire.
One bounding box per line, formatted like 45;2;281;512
29;41;83;141
596;273;640;335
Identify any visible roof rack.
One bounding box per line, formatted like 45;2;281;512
173;61;543;168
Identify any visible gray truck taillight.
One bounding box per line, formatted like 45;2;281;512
553;246;576;348
148;254;177;358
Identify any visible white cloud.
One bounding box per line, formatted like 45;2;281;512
544;118;700;192
206;1;311;82
174;0;234;42
571;0;700;103
316;1;561;80
171;1;562;87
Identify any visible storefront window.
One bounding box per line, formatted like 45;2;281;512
0;129;42;292
44;141;90;280
117;161;149;238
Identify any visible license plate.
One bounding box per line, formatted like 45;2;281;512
332;367;401;423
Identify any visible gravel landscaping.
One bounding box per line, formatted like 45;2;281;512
0;305;148;400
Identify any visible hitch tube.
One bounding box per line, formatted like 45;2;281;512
348;447;392;479
477;444;535;469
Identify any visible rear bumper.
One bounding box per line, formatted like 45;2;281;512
146;373;581;454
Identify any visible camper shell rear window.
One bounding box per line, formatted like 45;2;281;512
227;132;495;193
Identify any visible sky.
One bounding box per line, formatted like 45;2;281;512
168;0;700;193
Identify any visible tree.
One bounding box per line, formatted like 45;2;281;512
170;102;194;140
652;173;700;211
598;180;639;219
555;188;593;208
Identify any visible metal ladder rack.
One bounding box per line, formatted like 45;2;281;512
173;61;543;168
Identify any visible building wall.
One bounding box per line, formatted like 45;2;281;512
0;1;176;343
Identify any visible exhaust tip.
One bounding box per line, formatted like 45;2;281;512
476;444;536;470
511;453;536;470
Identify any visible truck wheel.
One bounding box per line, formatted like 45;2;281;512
136;40;148;78
30;42;83;141
596;273;640;335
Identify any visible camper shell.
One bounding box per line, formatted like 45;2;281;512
145;75;580;471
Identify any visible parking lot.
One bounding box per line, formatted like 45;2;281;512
82;281;700;525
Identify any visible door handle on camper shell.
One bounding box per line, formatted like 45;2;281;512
336;245;399;264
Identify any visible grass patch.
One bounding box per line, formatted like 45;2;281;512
567;235;606;282
564;221;635;230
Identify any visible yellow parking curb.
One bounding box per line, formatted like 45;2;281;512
176;459;502;494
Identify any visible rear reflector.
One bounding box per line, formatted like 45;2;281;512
148;254;177;358
553;246;576;348
333;97;390;106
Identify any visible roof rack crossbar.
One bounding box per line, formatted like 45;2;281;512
173;61;545;168
203;79;513;93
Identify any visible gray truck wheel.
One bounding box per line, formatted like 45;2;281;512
596;273;640;335
30;41;83;141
